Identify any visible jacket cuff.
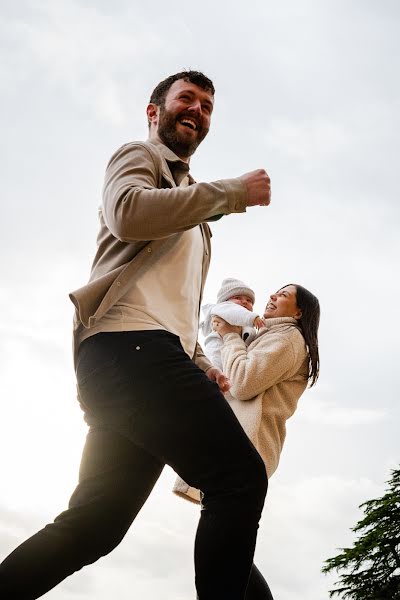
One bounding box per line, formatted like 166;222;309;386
195;354;213;372
219;178;248;213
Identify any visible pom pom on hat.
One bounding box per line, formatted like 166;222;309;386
217;278;255;304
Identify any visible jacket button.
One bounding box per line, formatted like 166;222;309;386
116;281;121;286
147;247;152;253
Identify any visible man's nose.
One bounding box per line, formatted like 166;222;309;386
188;99;202;114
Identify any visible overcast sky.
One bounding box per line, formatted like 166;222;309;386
1;1;399;598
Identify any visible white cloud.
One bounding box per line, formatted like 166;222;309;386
298;396;387;426
1;0;163;124
267;116;349;162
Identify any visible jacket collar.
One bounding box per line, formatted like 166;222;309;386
147;138;192;186
147;137;186;161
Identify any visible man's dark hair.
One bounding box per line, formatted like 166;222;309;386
149;70;215;106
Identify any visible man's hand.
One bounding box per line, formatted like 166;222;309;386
212;316;242;337
206;367;231;393
240;169;271;207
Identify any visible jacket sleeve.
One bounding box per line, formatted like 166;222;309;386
193;341;213;372
211;302;259;326
220;332;298;401
102;143;247;241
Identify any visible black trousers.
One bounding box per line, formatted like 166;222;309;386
0;331;269;599
247;565;274;600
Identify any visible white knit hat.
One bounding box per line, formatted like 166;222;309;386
217;278;255;304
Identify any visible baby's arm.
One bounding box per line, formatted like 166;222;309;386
211;302;261;328
203;331;224;371
253;316;265;329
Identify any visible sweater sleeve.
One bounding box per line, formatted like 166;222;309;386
211;302;258;327
220;332;298;401
102;143;248;242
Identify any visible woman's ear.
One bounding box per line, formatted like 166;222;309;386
293;309;302;320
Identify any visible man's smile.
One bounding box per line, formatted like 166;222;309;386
178;117;198;131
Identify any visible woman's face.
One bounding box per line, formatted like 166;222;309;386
263;285;302;320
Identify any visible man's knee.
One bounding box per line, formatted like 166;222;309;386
202;449;268;514
51;502;132;565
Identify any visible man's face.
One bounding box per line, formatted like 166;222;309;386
147;79;214;160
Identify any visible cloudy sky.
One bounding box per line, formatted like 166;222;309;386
0;0;399;598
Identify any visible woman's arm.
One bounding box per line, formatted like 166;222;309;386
220;331;297;401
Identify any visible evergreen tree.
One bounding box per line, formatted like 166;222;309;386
322;468;400;599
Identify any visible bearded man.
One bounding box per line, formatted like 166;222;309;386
0;71;272;600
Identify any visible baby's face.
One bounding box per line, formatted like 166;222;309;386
228;295;254;311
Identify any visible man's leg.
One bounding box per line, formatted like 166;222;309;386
0;429;164;599
245;564;275;600
0;330;268;599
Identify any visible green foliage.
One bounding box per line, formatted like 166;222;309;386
322;468;400;599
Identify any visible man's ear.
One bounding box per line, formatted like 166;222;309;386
146;103;159;127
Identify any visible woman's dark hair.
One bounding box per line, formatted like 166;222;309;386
149;70;215;107
283;284;320;387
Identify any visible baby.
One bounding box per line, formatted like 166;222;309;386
201;277;264;371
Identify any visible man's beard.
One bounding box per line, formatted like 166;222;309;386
157;106;209;158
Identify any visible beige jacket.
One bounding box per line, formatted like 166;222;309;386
69;140;248;367
173;317;309;503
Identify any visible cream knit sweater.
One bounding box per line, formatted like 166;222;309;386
173;316;309;503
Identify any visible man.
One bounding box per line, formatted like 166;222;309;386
0;71;271;599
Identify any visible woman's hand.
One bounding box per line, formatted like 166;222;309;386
212;316;242;337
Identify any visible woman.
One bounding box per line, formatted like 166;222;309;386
174;283;320;599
